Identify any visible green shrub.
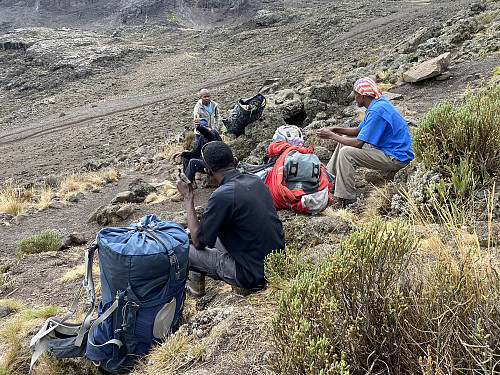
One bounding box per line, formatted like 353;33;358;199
270;219;417;374
413;83;500;188
265;246;315;294
269;217;500;374
16;230;61;258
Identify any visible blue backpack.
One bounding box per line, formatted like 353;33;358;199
30;215;189;373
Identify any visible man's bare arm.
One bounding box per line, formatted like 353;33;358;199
176;173;205;249
316;127;364;148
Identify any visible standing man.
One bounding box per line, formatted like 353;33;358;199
316;77;414;208
193;89;220;145
176;141;285;296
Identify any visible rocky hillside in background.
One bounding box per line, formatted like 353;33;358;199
0;0;499;184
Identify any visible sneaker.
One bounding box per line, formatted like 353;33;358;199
187;279;206;297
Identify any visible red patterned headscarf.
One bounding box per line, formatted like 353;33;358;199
353;77;382;99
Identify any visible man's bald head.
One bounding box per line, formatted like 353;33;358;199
199;89;211;106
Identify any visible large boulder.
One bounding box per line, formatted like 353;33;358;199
282;215;357;250
268;89;306;125
403;52;451;82
228;112;285;161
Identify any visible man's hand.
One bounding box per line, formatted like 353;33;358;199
194;114;200;127
316;127;334;139
176;172;194;200
172;151;183;161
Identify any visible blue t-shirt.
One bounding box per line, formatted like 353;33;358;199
203;103;213;115
357;96;414;163
196;170;285;288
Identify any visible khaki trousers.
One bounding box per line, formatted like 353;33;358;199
327;142;408;200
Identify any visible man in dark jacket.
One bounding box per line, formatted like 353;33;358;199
172;118;222;184
176;141;285;296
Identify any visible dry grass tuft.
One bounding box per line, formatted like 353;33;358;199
56;263;100;283
0;168;121;216
131;289;276;375
0;181;27;216
0;303;60;375
157;138;184;159
359;183;391;224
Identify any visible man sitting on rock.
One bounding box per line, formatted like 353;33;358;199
176;141;285;296
316;77;414;208
172;118;222;186
193;88;220;145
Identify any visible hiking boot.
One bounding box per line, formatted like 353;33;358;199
341;198;356;208
187;279;206;297
231;285;252;297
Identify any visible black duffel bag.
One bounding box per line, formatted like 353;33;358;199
223;93;266;136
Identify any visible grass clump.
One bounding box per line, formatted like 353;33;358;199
22;306;59;320
0;182;27;216
16;230;61;258
0;168;120;217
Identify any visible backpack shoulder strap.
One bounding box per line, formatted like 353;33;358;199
30;241;98;369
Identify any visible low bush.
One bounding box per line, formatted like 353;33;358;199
269;216;500;374
413;83;500;192
16;230;61;258
265;246;315;294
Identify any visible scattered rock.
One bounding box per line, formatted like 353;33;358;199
128;178;155;203
67;192;85;202
383;92;404;101
13;214;29;225
48;201;69;209
283;215;357;250
0;305;13;319
111;191;136;204
0;213;14;222
60;235;72;248
69;232;87;245
116;204;135;220
87;204;122;225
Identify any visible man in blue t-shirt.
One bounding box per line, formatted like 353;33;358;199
316;77;414;208
176;141;285;296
